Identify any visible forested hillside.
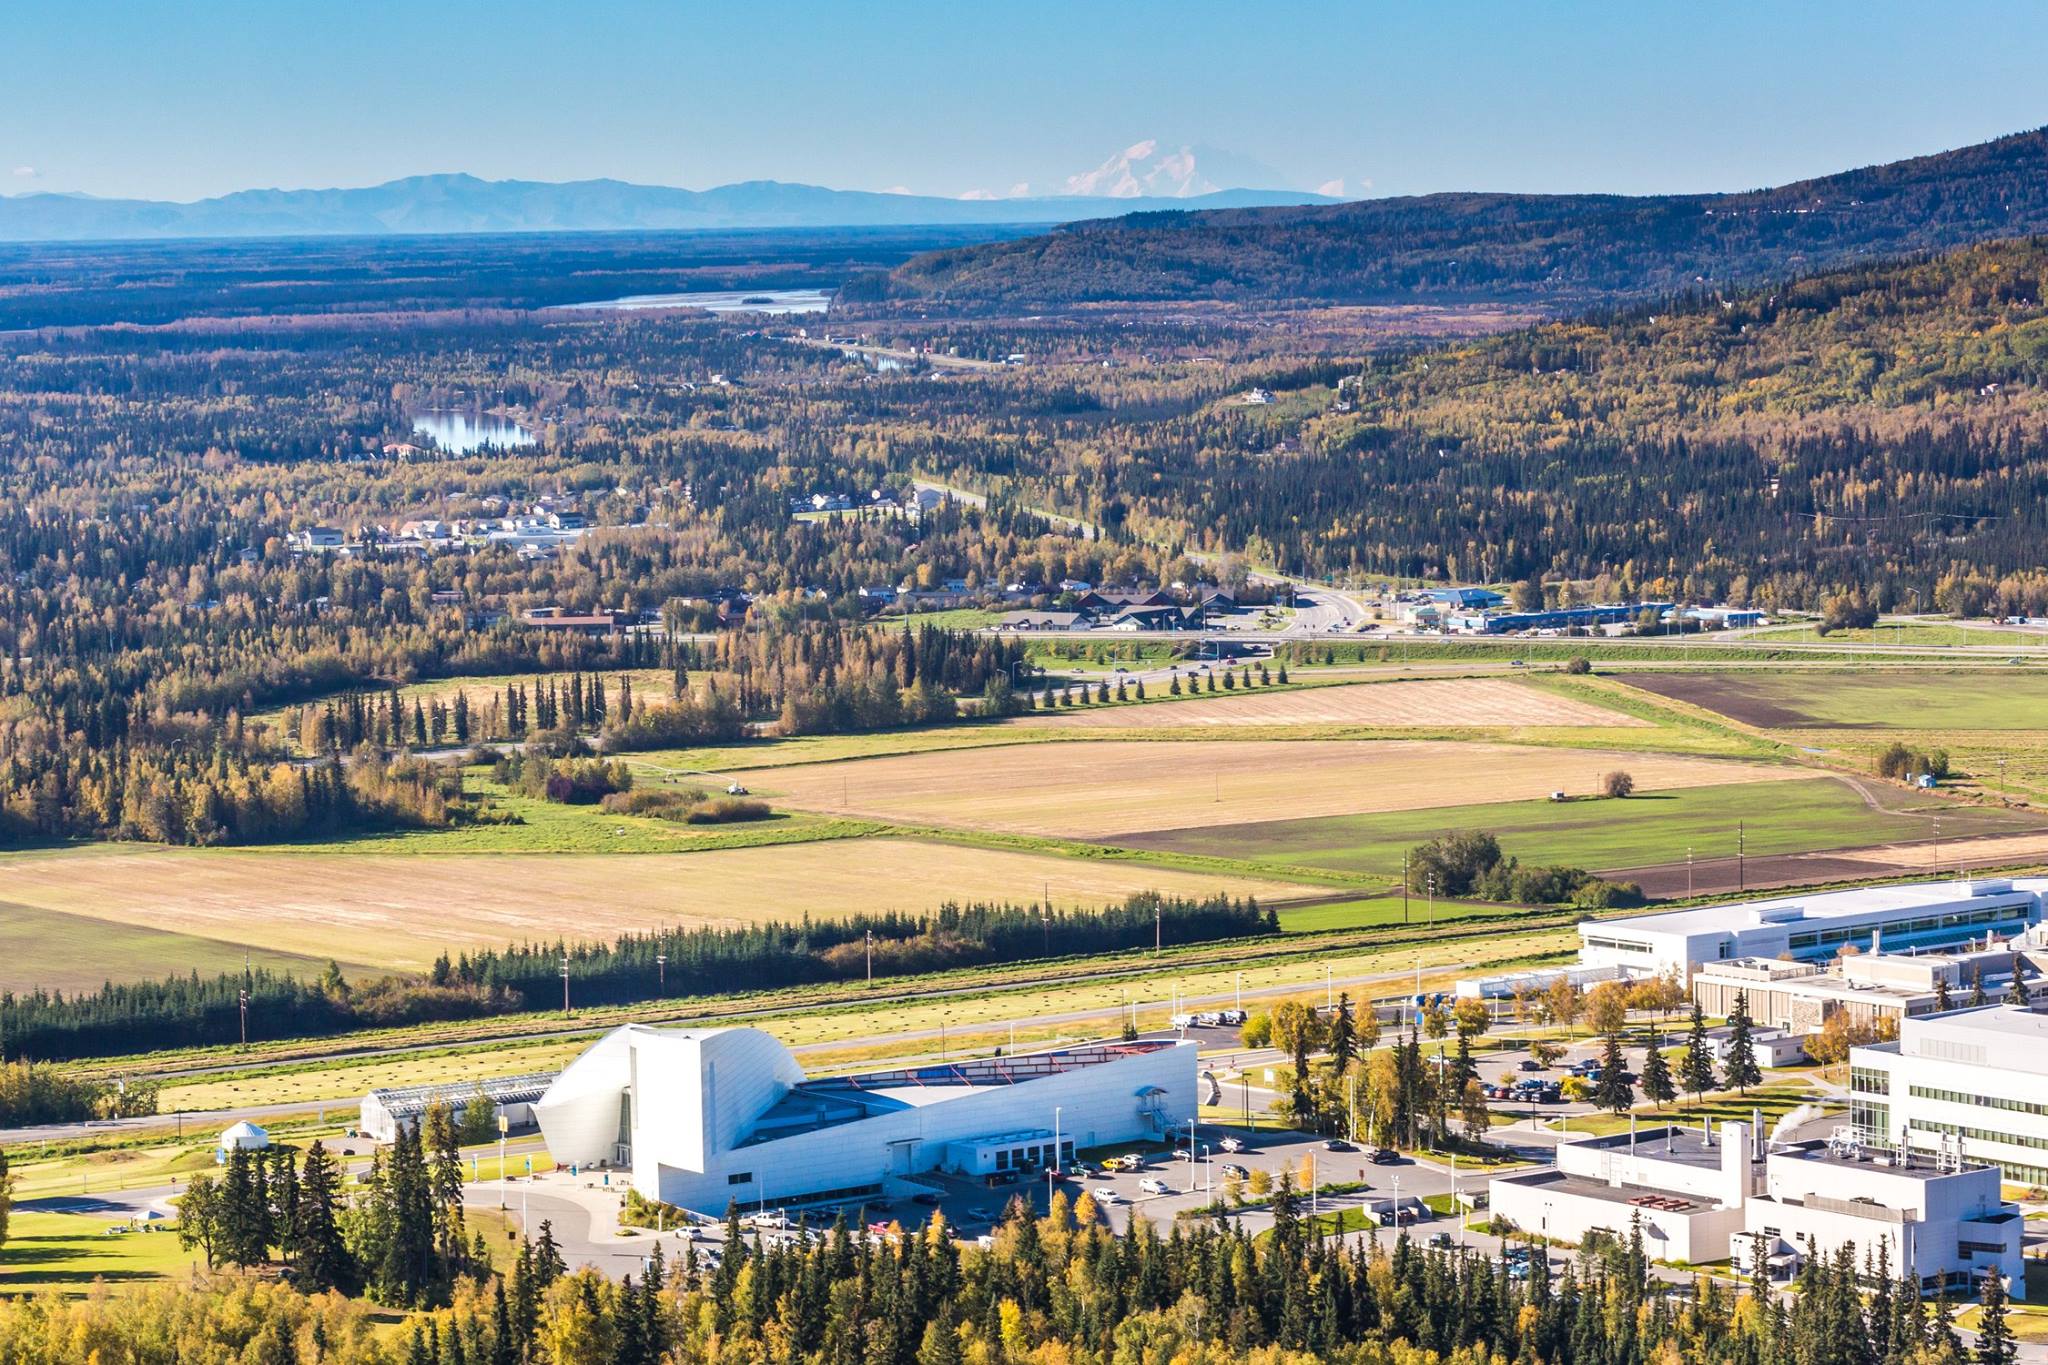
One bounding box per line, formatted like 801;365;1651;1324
928;237;2048;610
859;126;2048;313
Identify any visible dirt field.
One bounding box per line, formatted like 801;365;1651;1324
1623;670;2048;731
0;842;1315;975
732;740;1808;839
1016;676;1644;730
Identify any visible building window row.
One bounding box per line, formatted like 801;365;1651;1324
1908;1084;2048;1118
1850;1067;1890;1095
1910;1120;2048;1153
1584;936;1651;955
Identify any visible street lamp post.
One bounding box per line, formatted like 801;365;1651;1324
656;953;667;993
561;955;571;1013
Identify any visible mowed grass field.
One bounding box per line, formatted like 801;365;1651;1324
0;1210;202;1293
1115;776;2046;878
1013;676;1644;730
0;840;1320;975
1626;669;2048;730
0;902;384;995
731;739;1808;840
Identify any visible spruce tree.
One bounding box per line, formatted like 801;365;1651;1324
1330;993;1357;1072
1681;1001;1718;1100
1724;990;1762;1095
1970;966;1988;1008
293;1139;355;1293
2015;968;2033;1007
1639;1032;1676;1107
1592;1031;1634;1114
1975;1270;2017;1365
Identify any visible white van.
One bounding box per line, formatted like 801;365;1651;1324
1090;1186;1121;1204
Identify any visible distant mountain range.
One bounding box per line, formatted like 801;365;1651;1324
859;126;2048;313
0;173;1336;243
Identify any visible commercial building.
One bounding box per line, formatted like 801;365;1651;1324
1851;1006;2048;1189
1575;878;2048;985
1489;1120;2021;1293
535;1026;1197;1214
1445;602;1673;635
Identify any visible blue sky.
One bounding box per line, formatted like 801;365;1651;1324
7;1;2047;202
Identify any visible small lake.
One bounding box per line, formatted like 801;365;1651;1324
558;287;833;316
411;410;536;454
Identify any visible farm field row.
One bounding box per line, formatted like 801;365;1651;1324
1623;668;2048;731
730;738;1808;840
1113;776;2045;879
0;838;1319;983
1014;675;1644;730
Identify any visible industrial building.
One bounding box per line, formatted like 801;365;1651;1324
1488;1120;2021;1293
1851;1006;2048;1188
1574;878;2048;985
1445;602;1673;635
359;1073;555;1144
535;1025;1197;1214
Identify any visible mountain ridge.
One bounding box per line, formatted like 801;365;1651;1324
859;126;2048;313
0;172;1335;243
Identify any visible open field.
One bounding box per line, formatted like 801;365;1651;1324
248;666;702;747
0;1209;200;1293
1116;776;2045;880
0;902;385;994
1015;676;1643;730
1623;669;2048;730
0;840;1319;973
732;739;1808;840
152;924;1581;1114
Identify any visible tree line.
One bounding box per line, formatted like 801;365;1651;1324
0;893;1274;1061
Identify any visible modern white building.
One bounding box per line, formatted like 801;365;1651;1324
360;1073;556;1144
1489;1120;2021;1294
1851;1005;2048;1189
1575;878;2048;985
535;1025;1198;1214
1690;938;2031;1035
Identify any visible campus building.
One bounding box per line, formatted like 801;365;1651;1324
1488;1120;2021;1294
534;1025;1197;1214
1690;939;2031;1034
1850;1006;2048;1189
1575;878;2048;985
360;1073;556;1144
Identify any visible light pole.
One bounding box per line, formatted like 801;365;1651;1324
1050;1106;1062;1211
561;955;571;1013
865;930;873;985
498;1112;509;1210
656;953;667;993
1686;847;1693;899
1235;972;1244;1016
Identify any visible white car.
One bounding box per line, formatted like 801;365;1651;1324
1090;1186;1121;1204
1218;1137;1244;1153
1138;1177;1170;1195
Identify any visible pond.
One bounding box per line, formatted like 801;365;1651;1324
557;286;832;315
411;410;536;453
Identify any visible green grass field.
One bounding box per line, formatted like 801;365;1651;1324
1273;894;1512;933
0;1210;201;1293
1747;622;2044;649
1117;776;2038;878
0;901;382;994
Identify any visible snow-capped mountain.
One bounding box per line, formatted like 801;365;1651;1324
1060;141;1293;199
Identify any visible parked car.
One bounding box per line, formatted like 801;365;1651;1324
1220;1164;1251;1180
1370;1148;1402;1166
726;782;749;795
985;1170;1020;1187
1322;1138;1354;1152
1138;1177;1170;1195
1218;1137;1245;1153
1115;1153;1146;1171
1091;1187;1121;1205
1429;1231;1455;1248
1518;1059;1544;1072
910;1192;942;1207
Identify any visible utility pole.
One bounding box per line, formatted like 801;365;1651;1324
1155;900;1162;955
560;955;571;1013
865;930;873;985
1687;846;1694;899
1427;873;1437;929
237;987;249;1047
1236;972;1244;1016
